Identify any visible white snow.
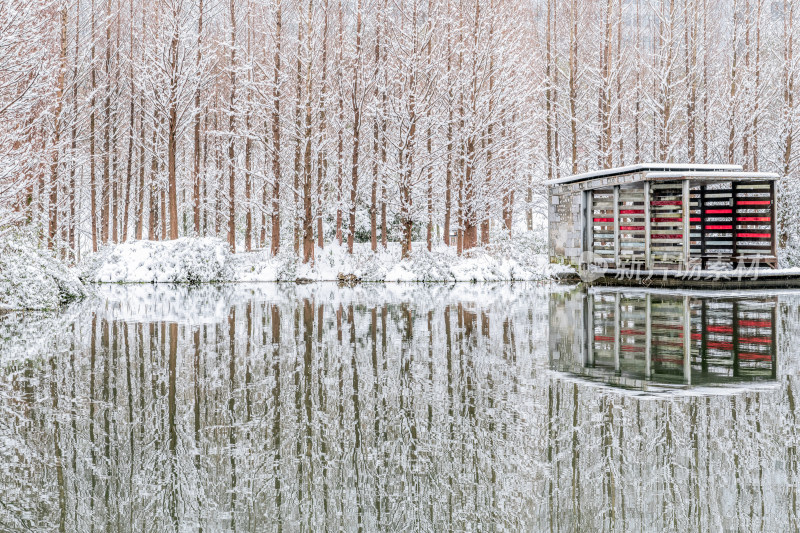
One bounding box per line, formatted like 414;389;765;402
80;237;234;283
0;235;88;310
79;232;576;284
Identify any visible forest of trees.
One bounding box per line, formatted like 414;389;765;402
1;0;799;263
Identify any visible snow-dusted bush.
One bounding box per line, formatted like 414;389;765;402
80;232;572;283
0;235;88;310
80;238;234;283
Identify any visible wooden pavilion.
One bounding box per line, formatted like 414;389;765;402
547;164;780;272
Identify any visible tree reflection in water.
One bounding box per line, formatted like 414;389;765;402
0;284;799;532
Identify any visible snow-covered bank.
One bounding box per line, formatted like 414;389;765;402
79;233;576;283
80;237;233;283
0;236;88;310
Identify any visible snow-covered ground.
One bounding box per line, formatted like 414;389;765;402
79;232;576;284
0;235;88;310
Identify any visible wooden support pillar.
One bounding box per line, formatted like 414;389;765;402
613;186;620;268
700;185;707;268
700;299;708;375
682;179;690;269
614;292;621;375
644;181;651;269
770;180;777;262
584;190;594;265
587;293;594;367
732;301;740;378
683;295;691;385
645;293;651;380
771;303;778;379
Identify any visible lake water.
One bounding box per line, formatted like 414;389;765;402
1;283;799;532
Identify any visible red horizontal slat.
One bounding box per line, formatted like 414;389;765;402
737;233;771;238
594;217;614;222
594;335;614;342
651;217;683;222
651;200;682;206
620;209;644;214
620;226;644;230
738;336;771;344
652;357;684;365
737;217;770;222
706;225;732;230
706;209;732;214
652;234;683;239
737;200;770;205
739;320;771;327
738;352;772;361
707;325;733;333
707;341;733;350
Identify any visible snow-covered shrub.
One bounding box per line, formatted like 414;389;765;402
0;235;88;310
80;238;234;283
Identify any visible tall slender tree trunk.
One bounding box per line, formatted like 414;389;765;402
90;0;98;252
270;0;283;256
227;0;238;252
123;0;136;241
167;4;180;240
348;0;364;255
336;0;344;245
101;0;112;244
301;0;314;263
48;6;68;250
317;0;330;250
569;0;578;174
193;0;205;234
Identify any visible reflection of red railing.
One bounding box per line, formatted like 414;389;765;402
589;295;776;383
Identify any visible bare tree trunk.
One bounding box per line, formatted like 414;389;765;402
370;2;382;252
193;0;205;234
123;0;136;241
90;0;98;251
444;0;453;245
348;0;364;255
728;0;740;164
301;0;314;263
48;6;68;250
227;0;238;252
69;2;80;254
167;2;180;240
244;0;253;251
569;0;578;174
101;0;112;244
336;0;344;245
317;0;330;250
270;0;283;256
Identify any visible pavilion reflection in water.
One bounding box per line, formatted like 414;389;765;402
550;288;778;390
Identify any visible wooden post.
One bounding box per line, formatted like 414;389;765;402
682;179;690;269
770;180;777;262
732;301;740;378
587;292;594;367
613;185;620;268
645;293;651;380
644;181;651;269
683;295;691;385
700;300;708;375
584;189;594;266
614;292;620;374
771;303;777;379
700;185;707;268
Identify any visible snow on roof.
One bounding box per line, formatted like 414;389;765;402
644;170;780;180
545;163;744;186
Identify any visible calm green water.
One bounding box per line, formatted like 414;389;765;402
1;283;799;532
